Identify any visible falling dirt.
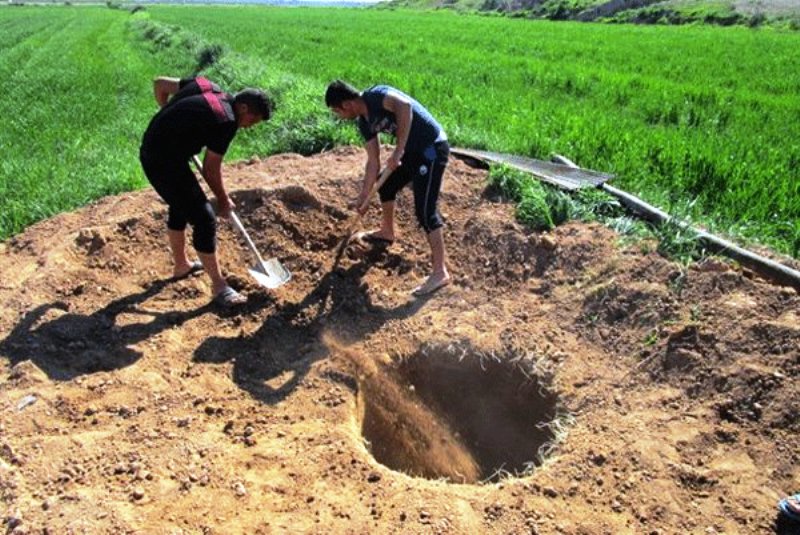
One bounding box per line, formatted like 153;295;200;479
0;146;798;534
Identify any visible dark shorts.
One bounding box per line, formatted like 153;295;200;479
379;141;449;233
139;149;217;254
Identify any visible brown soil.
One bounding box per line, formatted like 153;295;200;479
0;146;798;535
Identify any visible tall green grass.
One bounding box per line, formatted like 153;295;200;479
488;164;710;263
147;6;800;257
0;7;171;238
1;6;798;260
128;13;347;157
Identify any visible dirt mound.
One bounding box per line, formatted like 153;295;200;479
0;147;797;534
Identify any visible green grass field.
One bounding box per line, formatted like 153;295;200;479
1;5;799;258
0;7;167;237
382;0;800;29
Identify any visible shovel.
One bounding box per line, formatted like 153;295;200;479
332;166;393;262
191;156;291;289
228;211;291;289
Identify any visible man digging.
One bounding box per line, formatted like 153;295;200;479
325;80;451;297
140;76;273;307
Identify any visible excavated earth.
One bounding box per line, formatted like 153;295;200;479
0;146;798;535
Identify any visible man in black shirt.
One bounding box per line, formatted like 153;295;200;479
140;76;273;306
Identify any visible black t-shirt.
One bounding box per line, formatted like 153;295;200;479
141;77;238;163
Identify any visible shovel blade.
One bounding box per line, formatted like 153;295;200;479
248;258;291;289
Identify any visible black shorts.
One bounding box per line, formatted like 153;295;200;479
379;141;449;233
139;149;217;253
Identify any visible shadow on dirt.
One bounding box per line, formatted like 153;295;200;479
193;251;432;405
0;279;216;381
775;514;800;534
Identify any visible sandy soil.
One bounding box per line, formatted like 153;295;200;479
0;147;798;535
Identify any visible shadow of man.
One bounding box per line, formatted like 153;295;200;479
775;512;799;534
194;249;434;405
0;278;215;381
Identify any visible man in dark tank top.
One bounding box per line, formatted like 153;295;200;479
325;80;451;297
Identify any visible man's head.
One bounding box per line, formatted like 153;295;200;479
325;80;361;120
233;89;274;128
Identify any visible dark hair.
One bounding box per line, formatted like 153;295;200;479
234;89;274;121
325;80;360;108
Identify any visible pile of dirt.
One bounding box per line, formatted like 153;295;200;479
0;146;797;534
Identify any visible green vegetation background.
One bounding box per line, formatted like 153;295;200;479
1;5;798;257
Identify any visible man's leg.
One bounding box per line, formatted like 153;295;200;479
412;227;450;296
426;227;449;283
411;149;451;295
168;228;194;278
167;201;226;293
196;251;228;296
173;163;244;305
361;168;410;243
168;228;226;292
186;199;236;298
375;200;396;241
142;158;196;279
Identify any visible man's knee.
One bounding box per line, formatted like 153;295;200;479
416;209;443;234
379;169;408;203
190;202;217;254
378;182;398;203
378;190;394;204
167;207;188;231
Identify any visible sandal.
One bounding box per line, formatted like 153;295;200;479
411;275;451;297
213;286;246;307
779;494;800;522
171;260;204;281
354;231;394;247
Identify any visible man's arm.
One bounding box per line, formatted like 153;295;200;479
153;76;181;108
355;137;381;214
382;91;412;171
202;150;234;217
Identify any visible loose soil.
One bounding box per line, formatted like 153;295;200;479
0;147;798;534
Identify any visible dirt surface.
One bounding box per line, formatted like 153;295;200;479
1;146;798;535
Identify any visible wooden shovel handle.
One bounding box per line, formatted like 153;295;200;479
346;166;393;234
191;155;204;178
357;166;393;213
191;155;266;266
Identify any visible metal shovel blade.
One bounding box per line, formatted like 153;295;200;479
248;258;291;289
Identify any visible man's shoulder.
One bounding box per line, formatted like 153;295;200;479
363;84;391;97
362;86;391;113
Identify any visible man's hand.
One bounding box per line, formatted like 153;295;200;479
153;77;180;107
350;189;370;216
386;149;403;172
217;194;235;219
